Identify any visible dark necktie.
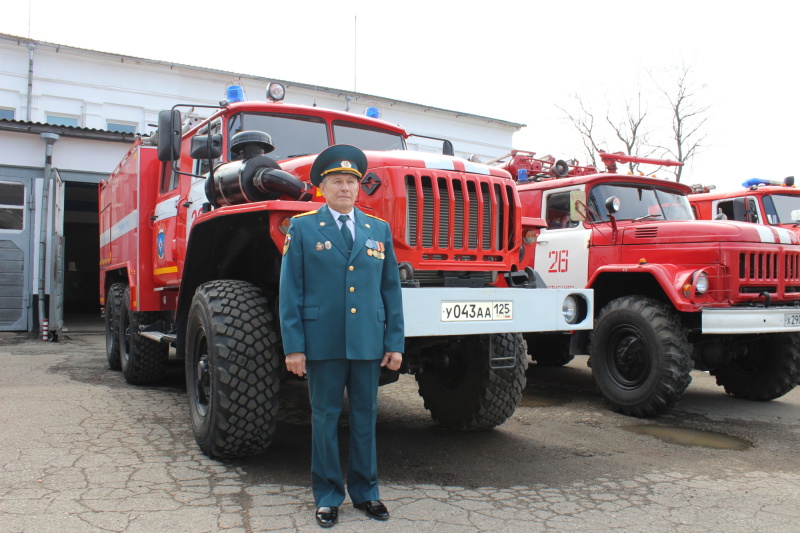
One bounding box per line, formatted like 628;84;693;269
339;214;353;251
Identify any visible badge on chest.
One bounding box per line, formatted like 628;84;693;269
366;238;385;260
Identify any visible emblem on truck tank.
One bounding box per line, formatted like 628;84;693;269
157;228;165;259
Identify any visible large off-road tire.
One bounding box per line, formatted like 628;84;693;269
590;296;693;418
415;333;528;430
118;286;169;385
185;280;281;459
524;333;574;367
711;333;800;401
105;283;126;371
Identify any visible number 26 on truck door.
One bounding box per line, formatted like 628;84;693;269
548;249;569;273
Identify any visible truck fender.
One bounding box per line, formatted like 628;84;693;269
588;263;700;312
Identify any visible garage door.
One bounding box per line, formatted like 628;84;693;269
0;179;31;331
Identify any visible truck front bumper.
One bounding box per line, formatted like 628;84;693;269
402;287;593;338
702;307;800;334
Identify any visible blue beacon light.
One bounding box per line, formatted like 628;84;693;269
741;178;770;188
517;169;529;183
365;107;381;119
226;85;245;103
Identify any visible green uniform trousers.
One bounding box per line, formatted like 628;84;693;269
307;358;381;507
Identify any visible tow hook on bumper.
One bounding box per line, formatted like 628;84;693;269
505;267;547;288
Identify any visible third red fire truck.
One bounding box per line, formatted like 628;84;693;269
493;149;800;417
690;177;800;237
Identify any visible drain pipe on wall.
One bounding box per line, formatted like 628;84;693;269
26;43;35;121
38;132;59;340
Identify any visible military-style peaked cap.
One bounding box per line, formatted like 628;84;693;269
309;144;368;186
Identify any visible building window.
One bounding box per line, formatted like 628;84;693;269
46;114;79;127
0;108;14;120
0;182;25;231
107;121;136;134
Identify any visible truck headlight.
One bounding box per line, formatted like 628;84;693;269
563;295;578;324
279;217;291;235
695;272;709;294
683;270;709;297
523;229;537;245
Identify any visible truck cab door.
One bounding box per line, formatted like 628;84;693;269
152;161;181;286
534;188;591;289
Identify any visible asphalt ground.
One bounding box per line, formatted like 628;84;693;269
1;329;799;533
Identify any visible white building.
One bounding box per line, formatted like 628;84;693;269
0;33;523;333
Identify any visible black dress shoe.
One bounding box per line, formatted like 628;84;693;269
354;500;390;520
315;506;338;528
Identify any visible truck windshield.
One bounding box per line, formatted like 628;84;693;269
332;121;405;151
588;184;694;222
763;194;800;224
229;113;329;161
228;113;405;162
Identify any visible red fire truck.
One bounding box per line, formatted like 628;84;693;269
495;149;800;418
99;84;592;459
689;177;800;238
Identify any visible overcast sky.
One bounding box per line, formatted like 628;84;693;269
3;0;798;191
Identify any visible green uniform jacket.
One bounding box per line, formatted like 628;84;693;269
279;204;404;360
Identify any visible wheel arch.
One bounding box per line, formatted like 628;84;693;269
176;211;283;355
101;267;130;310
590;271;670;314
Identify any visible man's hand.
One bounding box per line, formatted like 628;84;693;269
285;352;307;377
381;351;402;371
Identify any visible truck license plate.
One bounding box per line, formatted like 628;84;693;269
441;301;513;322
784;313;800;327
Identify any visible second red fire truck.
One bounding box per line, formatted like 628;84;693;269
494;150;800;417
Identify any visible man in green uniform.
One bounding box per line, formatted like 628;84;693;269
279;144;404;528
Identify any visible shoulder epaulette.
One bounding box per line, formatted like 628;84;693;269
292;210;318;218
365;213;387;223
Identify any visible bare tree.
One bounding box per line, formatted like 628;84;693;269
556;95;604;168
658;65;710;182
558;67;709;181
558;89;654;174
605;90;659;174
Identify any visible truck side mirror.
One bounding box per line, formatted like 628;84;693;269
407;133;455;156
157;109;182;162
442;140;454;156
190;134;223;160
570;190;587;221
732;197;747;222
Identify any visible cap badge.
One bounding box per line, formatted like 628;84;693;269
341;160;352;168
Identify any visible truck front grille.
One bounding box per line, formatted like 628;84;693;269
737;250;800;296
405;174;515;256
739;252;779;281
